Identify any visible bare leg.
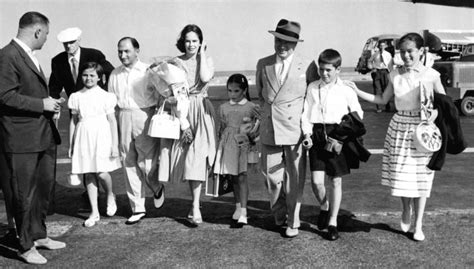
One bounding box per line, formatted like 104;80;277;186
85;174;100;218
413;197;427;240
310;171;328;210
188;180;202;222
327;176;342;227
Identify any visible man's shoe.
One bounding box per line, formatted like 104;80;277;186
285;227;299;238
18;247;47;264
317;210;329;230
327;225;340;241
34;237;66;250
125;212;146;225
153;186;165;209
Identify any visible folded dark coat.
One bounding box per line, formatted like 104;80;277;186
428;93;468;170
328;112;371;169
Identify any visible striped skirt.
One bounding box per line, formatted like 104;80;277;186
381;111;435;198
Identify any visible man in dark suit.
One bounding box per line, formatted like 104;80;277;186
0;12;66;264
49;27;114;99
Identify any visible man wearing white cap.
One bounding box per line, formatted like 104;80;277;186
255;19;319;238
49;27;114;99
108;37;164;225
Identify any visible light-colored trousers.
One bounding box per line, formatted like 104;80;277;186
261;143;306;229
118;107;161;213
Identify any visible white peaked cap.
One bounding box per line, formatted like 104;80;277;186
57;27;82;43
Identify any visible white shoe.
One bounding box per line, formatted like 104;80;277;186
400;220;411;233
84;215;100;228
34;237;66;250
285;227;299;238
18;247;47;264
153;186;165;209
125;212;146;225
237;215;248;225
413;230;425;241
106;196;117;217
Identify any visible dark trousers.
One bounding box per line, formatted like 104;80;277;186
371;69;390;111
0;144;56;251
0;151;15;229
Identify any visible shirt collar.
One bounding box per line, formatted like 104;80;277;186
276;53;294;65
13;37;34;55
68;47;81;62
121;59;147;72
404;62;424;73
318;77;341;89
229;98;248;105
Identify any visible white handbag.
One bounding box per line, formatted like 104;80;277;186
148;101;180;140
413;82;442;153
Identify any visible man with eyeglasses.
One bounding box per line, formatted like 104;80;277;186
256;19;319;238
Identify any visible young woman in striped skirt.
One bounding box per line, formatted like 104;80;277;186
346;32;446;241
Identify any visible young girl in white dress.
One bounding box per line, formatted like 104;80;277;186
68;62;122;227
214;74;259;225
347;33;446;241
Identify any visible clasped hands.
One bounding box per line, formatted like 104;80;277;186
43;97;65;113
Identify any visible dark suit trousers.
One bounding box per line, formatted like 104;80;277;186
0;151;15;228
1;144;56;251
371;69;390;111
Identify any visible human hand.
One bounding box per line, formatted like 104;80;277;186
343;80;358;91
200;41;207;54
302;134;313;149
111;146;119;158
182;128;194;143
43;97;63;112
68;146;73;158
251;104;262;119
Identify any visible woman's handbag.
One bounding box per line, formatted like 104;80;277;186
205;173;234;197
413;82;442;153
148;100;180;139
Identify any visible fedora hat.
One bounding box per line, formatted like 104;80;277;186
268;19;303;42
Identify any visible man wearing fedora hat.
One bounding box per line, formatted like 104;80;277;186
256;19;319;237
49;27;114;99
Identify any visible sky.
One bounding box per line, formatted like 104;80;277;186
1;0;473;75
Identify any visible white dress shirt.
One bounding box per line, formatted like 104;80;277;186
301;78;364;135
275;53;294;85
108;60;159;109
13;38;41;71
369;50;392;70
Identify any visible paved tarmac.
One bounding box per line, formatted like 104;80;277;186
1;77;473;267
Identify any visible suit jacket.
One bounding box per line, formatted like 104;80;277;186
428;93;467;170
256;54;319;145
49;47;114;98
0;40;61;153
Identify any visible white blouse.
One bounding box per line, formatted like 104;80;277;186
391;64;440;111
302;78;364;135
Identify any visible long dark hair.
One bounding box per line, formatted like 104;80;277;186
226;73;251;101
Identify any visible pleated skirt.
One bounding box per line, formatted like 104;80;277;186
381;111;435;198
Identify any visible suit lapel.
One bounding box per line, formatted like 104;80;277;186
273;54;302;101
11;41;48;86
264;56;280;96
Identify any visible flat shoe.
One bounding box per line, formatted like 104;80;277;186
154;186;165;209
34;237;66;250
285;227;299;238
232;208;241;221
84;215;100;228
413;230;425;241
125;212;146;225
106;196;117;217
327;225;340;241
400;220;411;233
237;215;248;225
18;247;47;264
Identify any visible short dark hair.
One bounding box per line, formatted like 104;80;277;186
79;62;104;78
227;73;251;101
399;32;424;49
176;24;203;53
318;49;342;68
19;11;49;29
118;37;140;49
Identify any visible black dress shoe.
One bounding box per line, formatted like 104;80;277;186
327;225;340;241
317;210;329;230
